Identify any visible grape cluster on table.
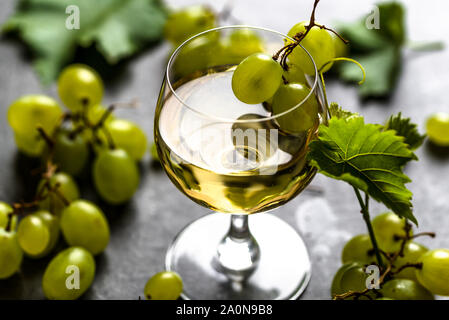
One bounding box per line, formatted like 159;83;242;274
333;212;449;300
0;62;183;299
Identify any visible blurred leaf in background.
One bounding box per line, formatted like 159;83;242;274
337;2;405;98
2;0;167;84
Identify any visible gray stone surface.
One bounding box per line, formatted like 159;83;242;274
0;0;448;300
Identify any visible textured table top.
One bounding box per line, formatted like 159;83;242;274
0;0;448;300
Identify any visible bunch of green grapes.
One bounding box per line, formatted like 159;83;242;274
8;64;147;204
227;20;342;135
0;170;108;298
3;63;152;299
332;212;449;299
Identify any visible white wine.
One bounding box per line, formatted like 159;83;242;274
155;67;321;214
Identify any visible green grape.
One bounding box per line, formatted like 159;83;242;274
394;242;428;280
38;172;80;217
208;39;245;67
61;200;110;255
0;229;23;279
13;131;46;157
58;64;104;112
232;53;283;104
380;279;434;300
0;202;17;231
144;271;183;300
371;212;411;253
227;29;264;59
339;263;368;293
283;62;307;84
341;234;375;265
173;35;216;79
164;5;215;45
416;249;449;296
331;262;360;297
8;95;62;137
210;30;264;67
271;83;319;133
93;149;140;204
332;34;348;58
42;247;95;300
150;143;160;162
98;119;147;161
426;112;449;146
287;21;335;75
52;130;89;176
17;211;59;258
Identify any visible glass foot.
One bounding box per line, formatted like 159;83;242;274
165;213;311;300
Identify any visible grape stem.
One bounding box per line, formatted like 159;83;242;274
272;0;348;71
391;262;423;275
353;187;384;269
37;127;54;149
5;213;13;232
6;160;70;225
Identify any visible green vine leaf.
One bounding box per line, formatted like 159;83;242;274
336;2;405;98
329;102;359;120
2;0;167;84
309;116;418;224
384;112;426;151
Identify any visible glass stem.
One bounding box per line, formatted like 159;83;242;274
215;214;260;282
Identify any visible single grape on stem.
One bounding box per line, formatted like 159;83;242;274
58;64;103;112
38;172;80;217
286;21;336;75
51;129;89;176
371;212;411;253
341;234;375;265
8;95;62;137
393;242;428;281
231;53;283;104
271;83;319;134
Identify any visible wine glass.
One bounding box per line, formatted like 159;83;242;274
154;26;328;300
